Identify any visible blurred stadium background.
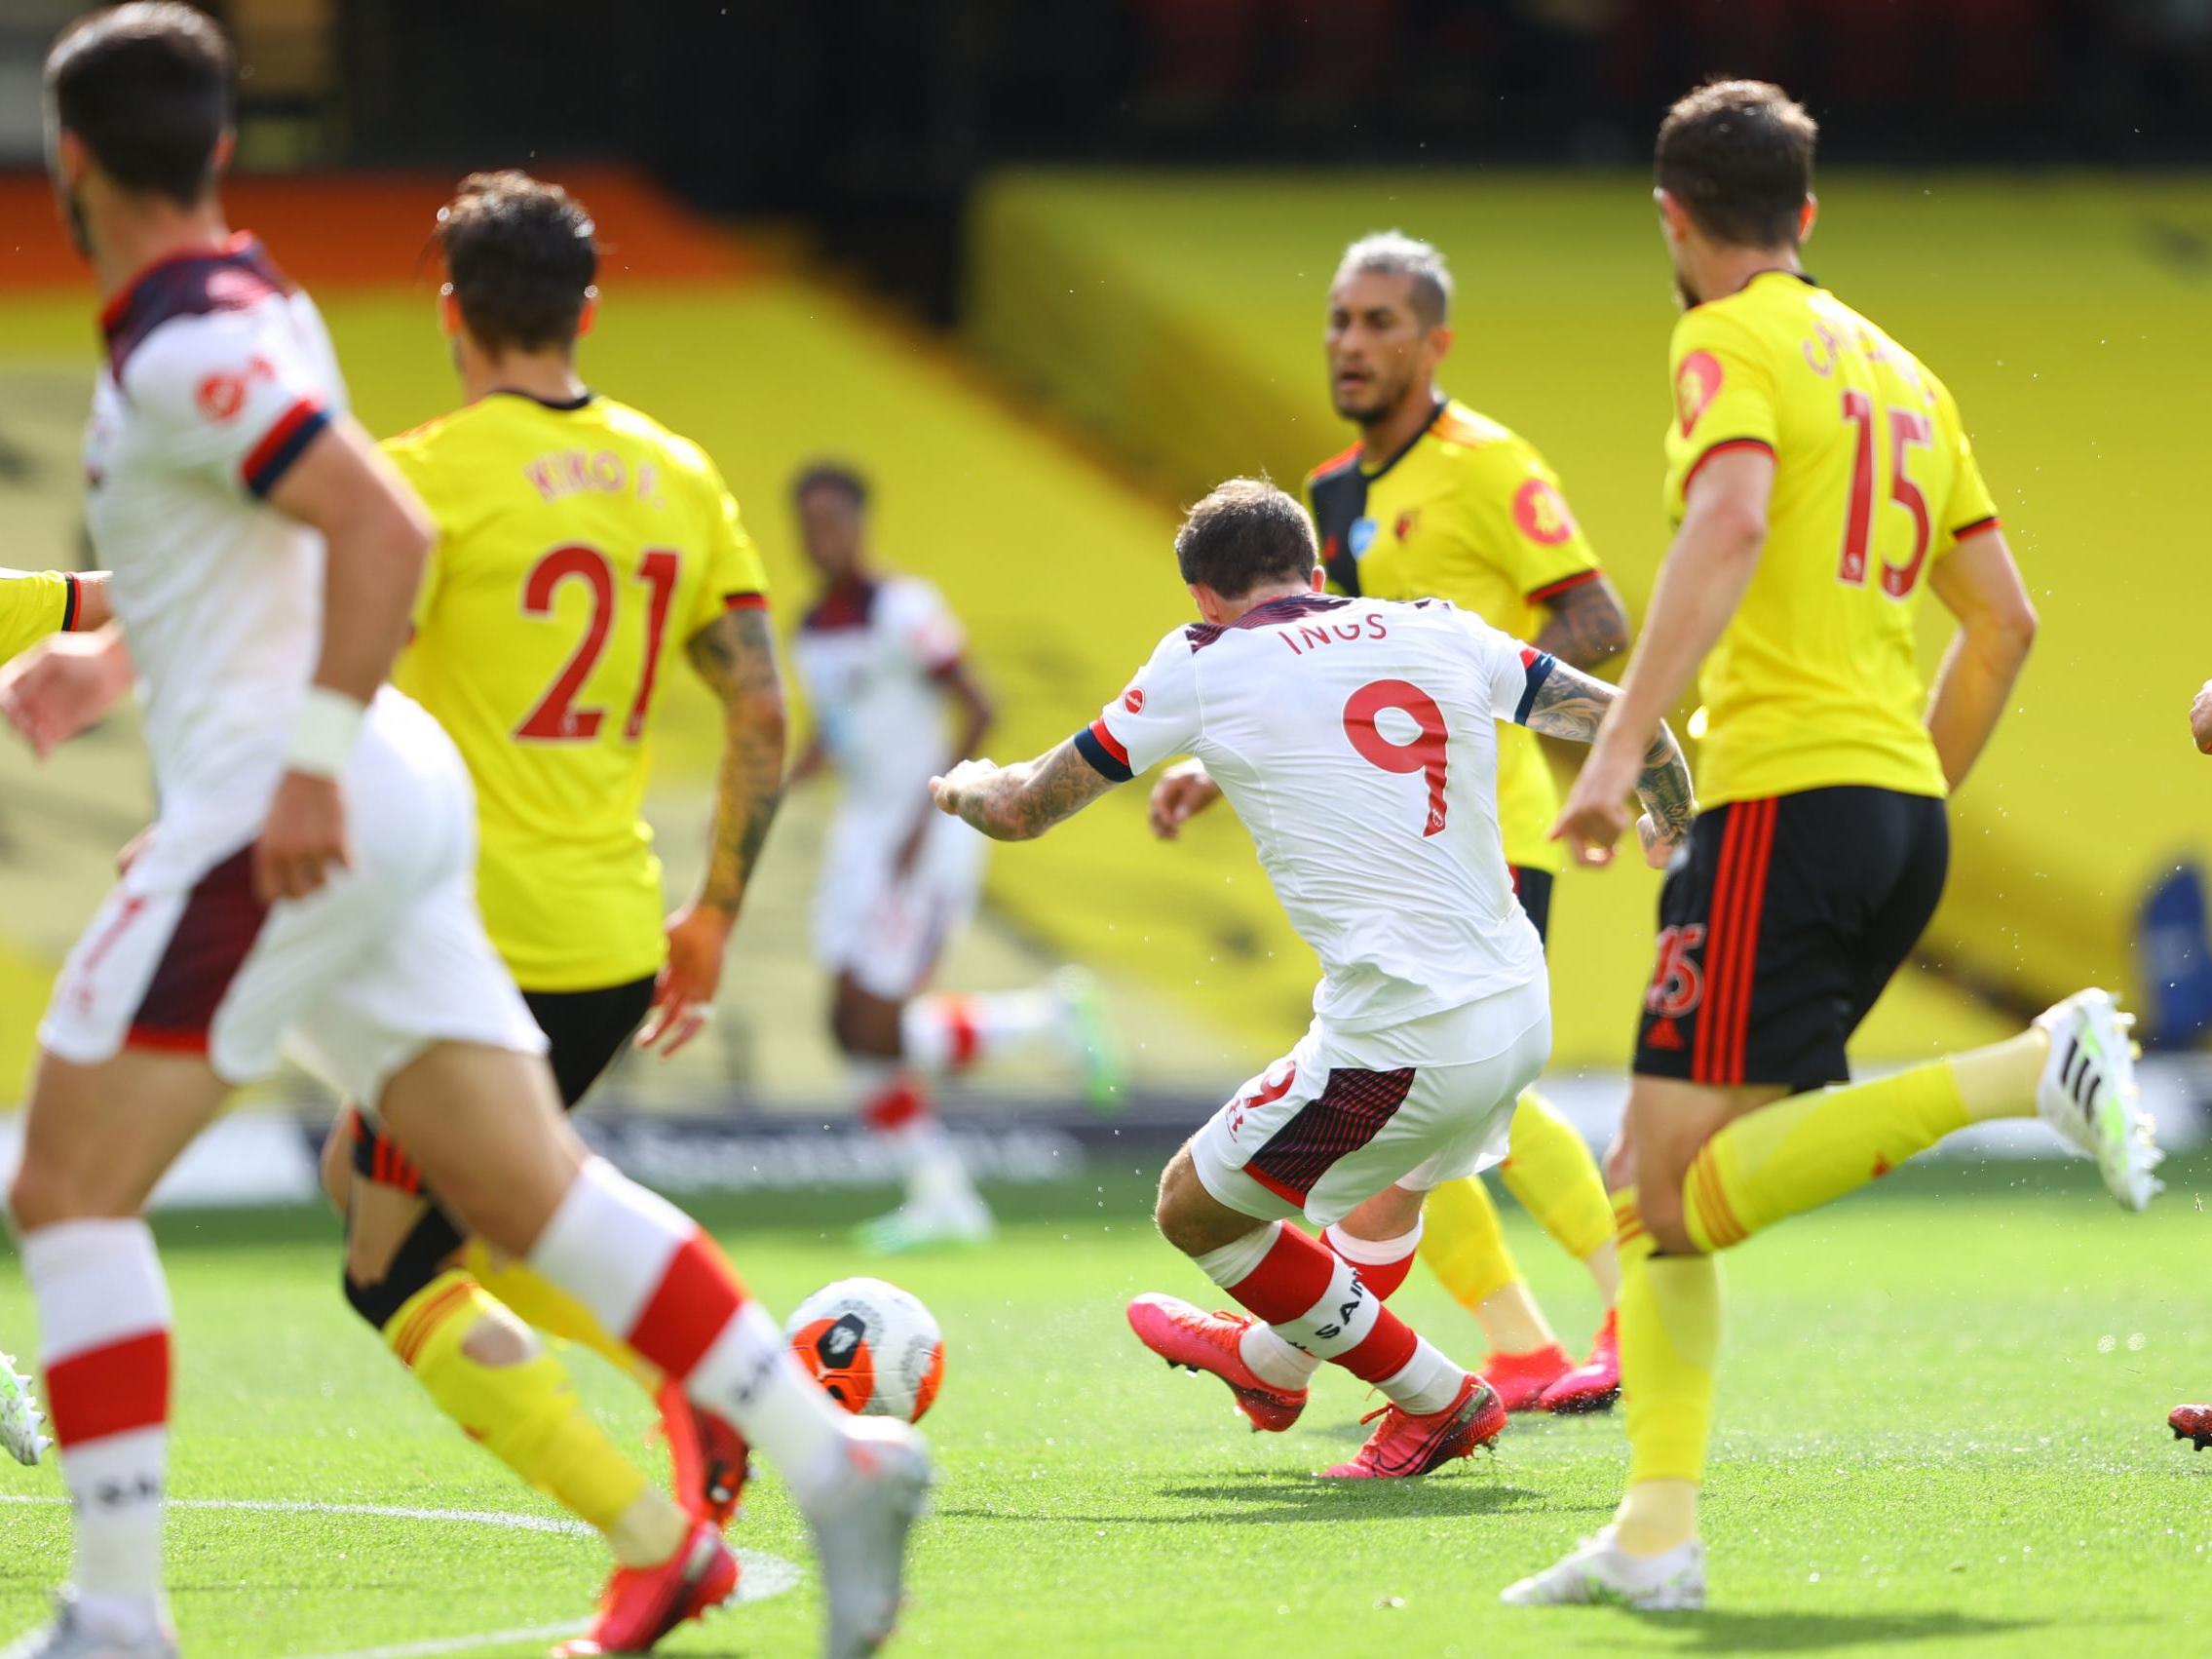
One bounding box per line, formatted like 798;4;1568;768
2;0;2210;1198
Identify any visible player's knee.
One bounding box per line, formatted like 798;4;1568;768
1151;1152;1211;1254
1637;1177;1697;1255
8;1154;111;1232
829;992;899;1061
319;1115;356;1215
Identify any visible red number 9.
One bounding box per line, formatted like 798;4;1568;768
1344;678;1450;836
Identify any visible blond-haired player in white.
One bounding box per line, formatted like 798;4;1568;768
930;478;1695;1478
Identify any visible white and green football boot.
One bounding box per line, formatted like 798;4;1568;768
0;1349;49;1468
2035;988;2161;1211
1053;967;1127;1114
1500;1525;1705;1610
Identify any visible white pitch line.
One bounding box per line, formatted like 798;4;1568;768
0;1494;801;1657
290;1621;586;1659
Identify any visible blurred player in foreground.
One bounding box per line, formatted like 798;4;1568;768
4;10;927;1657
933;480;1696;1477
1164;231;1629;1412
788;464;1123;1252
1504;80;2159;1611
8;168;794;1650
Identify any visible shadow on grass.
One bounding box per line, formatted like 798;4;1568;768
941;1469;1577;1526
1569;1608;2052;1652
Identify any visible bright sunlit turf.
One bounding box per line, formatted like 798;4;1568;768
1;1158;2204;1657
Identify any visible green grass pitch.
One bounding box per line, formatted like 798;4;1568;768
1;1157;2204;1656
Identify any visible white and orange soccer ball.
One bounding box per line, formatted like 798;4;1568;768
785;1277;945;1423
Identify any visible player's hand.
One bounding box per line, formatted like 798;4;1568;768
254;770;351;903
1149;760;1221;840
1551;744;1638;868
1636;811;1688;871
637;901;732;1058
2192;679;2212;754
929;757;1000;817
0;631;133;759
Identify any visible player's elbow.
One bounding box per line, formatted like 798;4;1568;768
1992;591;2039;657
1700;503;1768;563
379;491;435;587
738;678;787;744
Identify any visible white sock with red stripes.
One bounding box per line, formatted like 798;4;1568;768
528;1159;852;1500
20;1219;174;1638
1192;1221;1464;1414
854;1062;979;1211
1236;1220;1425;1392
899;988;1059;1076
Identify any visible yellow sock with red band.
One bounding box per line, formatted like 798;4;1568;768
386;1272;680;1565
1679;1053;1995;1254
462;1240;661;1392
1613;1187;1713;1555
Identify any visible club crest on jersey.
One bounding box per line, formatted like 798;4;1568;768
1511;478;1576;547
1675;349;1723;436
1392;509;1421;542
1348;517;1378;558
194;356;276;422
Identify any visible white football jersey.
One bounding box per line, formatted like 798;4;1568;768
791;573;966;818
1080;592;1551;1034
84;235;347;892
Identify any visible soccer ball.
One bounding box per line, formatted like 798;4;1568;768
785;1277;945;1423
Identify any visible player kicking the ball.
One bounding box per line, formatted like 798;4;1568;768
1503;81;2159;1611
5;11;927;1658
930;479;1695;1477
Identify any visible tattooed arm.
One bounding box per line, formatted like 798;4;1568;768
687;606;789;912
636;606;789;1055
930;740;1119;841
1523;657;1696;868
1528;574;1631;673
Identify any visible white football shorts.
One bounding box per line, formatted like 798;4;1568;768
41;689;545;1105
1190;976;1551;1229
812;803;986;1001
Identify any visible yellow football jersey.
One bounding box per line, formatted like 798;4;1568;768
384;391;769;991
1665;271;1998;807
1308;397;1602;873
0;570;75;664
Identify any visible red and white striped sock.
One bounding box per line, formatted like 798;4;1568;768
1237;1219;1426;1391
21;1219;173;1632
1193;1221;1464;1413
1324;1216;1423;1299
528;1159;851;1498
855;1064;977;1210
899;988;1057;1076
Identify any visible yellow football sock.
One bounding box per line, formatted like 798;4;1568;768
1418;1175;1522;1308
1613;1188;1715;1555
463;1239;661;1392
1498;1089;1616;1262
1681;1053;1990;1253
386;1272;674;1562
1420;1175;1559;1352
